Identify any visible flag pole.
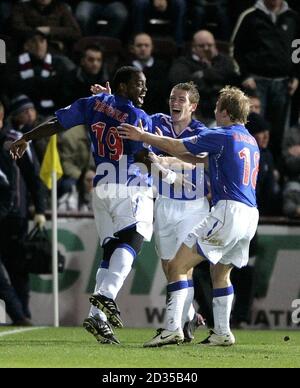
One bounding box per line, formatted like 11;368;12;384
40;134;63;327
51;141;59;328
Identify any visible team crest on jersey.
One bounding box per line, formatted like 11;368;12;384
189;135;198;144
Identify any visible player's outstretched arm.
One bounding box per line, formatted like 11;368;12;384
118;123;204;165
10;117;64;160
118;123;187;156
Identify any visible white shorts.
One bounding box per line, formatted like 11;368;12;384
154;196;210;260
93;183;154;246
184;200;259;268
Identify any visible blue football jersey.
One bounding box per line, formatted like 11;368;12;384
151;113;209;200
183;124;260;207
56;93;152;186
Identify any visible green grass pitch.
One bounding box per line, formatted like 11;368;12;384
0;327;300;368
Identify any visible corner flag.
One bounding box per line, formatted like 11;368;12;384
39;134;63;327
40;134;63;189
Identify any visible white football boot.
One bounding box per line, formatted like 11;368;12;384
200;330;235;346
143;328;184;348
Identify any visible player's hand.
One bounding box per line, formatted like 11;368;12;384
34;214;46;230
36;26;50;35
147;152;161;164
155;126;163;137
90;82;111;95
242;77;257;90
10;138;28;160
118;120;145;141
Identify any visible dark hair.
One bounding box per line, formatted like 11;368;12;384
112;66;142;92
81;44;103;59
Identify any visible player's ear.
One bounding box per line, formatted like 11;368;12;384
119;82;127;94
191;103;198;113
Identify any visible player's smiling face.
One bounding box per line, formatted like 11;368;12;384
169;89;196;124
126;72;147;107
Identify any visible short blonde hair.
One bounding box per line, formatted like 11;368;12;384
172;81;200;104
218;86;250;124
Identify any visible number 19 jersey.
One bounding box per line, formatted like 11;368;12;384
56;93;152;186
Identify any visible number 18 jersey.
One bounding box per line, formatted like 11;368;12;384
183;124;260;207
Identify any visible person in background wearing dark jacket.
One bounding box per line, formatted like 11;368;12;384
75;0;128;38
61;45;110;106
169;30;238;124
11;0;81;55
0;100;33;326
232;0;299;161
282;119;300;218
7;95;48;164
0;101;46;322
246;112;282;215
131;0;186;48
121;33;169;114
2;30;75;117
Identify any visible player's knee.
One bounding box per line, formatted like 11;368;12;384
116;226;144;255
168;259;188;279
102;238;119;262
210;264;233;288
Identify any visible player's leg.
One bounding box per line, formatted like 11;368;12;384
91;227;144;329
200;202;259;346
83;190;120;344
177;199;210;339
91;186;153;328
144;243;205;347
200;263;236;346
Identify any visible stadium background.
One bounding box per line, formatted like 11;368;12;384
26;218;300;330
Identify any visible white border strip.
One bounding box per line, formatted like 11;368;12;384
0;327;46;337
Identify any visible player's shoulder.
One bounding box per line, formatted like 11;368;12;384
190;119;207;133
151;113;170;121
151;113;172;127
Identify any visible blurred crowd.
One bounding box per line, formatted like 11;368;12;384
1;0;300;327
0;0;300;220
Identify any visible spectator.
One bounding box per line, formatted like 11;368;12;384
75;1;128;38
246;112;282;215
169;30;238;124
188;0;231;41
248;91;262;115
77;169;95;212
232;0;300;161
0;0;16;35
58;124;92;200
11;0;81;55
282;124;300;218
0;100;46;321
131;0;187;48
7;95;48;163
121;33;169;114
2;30;75;116
61;45;110;106
58;168;96;212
